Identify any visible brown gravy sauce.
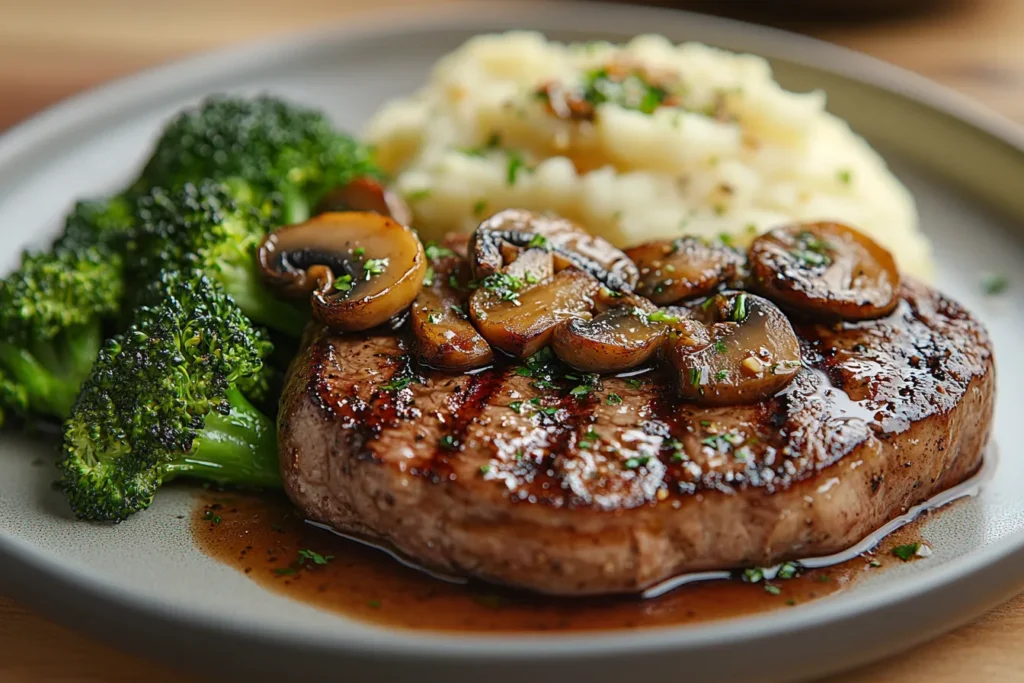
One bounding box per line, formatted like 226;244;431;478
191;452;992;633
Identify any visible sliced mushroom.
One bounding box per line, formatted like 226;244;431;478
470;268;599;358
626;237;744;304
468;209;639;292
666;291;801;405
257;211;426;331
314;177;413;226
552;304;688;373
749;222;900;320
410;246;493;371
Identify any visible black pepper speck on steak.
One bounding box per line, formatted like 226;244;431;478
278;279;994;595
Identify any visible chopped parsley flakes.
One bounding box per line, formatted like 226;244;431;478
791;231;834;268
297;549;333;566
482;271;524;302
424;242;456;261
892;542;925;562
581;67;670;115
334;274;354;292
569;385;593;398
363;258;389;279
527;233;550;250
506;150;528;185
730;293;748;322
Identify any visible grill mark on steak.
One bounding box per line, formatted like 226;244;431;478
429;367;509;482
279;279;994;594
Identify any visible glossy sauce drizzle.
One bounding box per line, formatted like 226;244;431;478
190;473;985;634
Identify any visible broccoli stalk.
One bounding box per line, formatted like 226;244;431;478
133;181;309;338
136;95;379;224
0;320;101;419
58;271;281;522
158;387;279;487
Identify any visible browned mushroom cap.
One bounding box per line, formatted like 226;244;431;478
552;305;688;373
410;245;494;371
749;222;900;320
257;212;426;332
666;291;801;405
314;177;413;226
626;237;744;304
468;209;639;292
470;267;599;358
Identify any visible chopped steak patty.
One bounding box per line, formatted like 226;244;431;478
278;279;994;595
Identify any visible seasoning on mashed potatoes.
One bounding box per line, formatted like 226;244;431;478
365;32;930;278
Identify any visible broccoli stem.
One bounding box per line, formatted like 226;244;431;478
280;183;311;225
163;387;281;488
0;321;101;419
221;260;309;339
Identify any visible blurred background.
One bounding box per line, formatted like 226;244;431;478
1;0;1022;133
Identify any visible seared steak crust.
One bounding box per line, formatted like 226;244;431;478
278;279;994;595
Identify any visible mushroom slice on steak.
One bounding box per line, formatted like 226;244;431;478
258;211;426;331
410;244;493;371
470;265;599;359
626;236;743;304
552;304;685;373
468;209;638;292
667;291;801;404
749;222;899;320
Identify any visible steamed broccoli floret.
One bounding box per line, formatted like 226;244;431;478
0;195;137;425
58;271;281;522
0;368;28;427
56;196;135;251
132;181;308;337
137;95;379;223
0;246;122;421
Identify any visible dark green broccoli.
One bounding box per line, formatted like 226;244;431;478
132;180;308;338
0;368;28;427
58;270;281;522
56;196;135;251
137;95;379;224
0;246;123;422
0;196;137;424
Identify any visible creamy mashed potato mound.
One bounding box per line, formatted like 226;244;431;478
365;32;929;277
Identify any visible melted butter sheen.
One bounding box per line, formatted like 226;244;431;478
191;492;928;633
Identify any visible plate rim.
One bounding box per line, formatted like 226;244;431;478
0;0;1021;672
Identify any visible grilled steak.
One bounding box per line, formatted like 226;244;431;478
278;279;994;595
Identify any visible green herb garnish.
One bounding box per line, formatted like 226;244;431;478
482;272;524;302
297;549;333;566
507;151;528;185
527;234;549;250
892;543;922;562
424;242;456;261
334;274;354;292
363;258;389;279
730;293;748;322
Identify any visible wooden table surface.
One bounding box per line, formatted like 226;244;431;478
1;0;1022;681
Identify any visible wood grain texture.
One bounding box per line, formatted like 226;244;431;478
1;0;1021;681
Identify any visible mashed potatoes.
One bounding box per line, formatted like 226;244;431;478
365;32;929;277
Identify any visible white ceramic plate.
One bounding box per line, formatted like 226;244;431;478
1;3;1022;682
